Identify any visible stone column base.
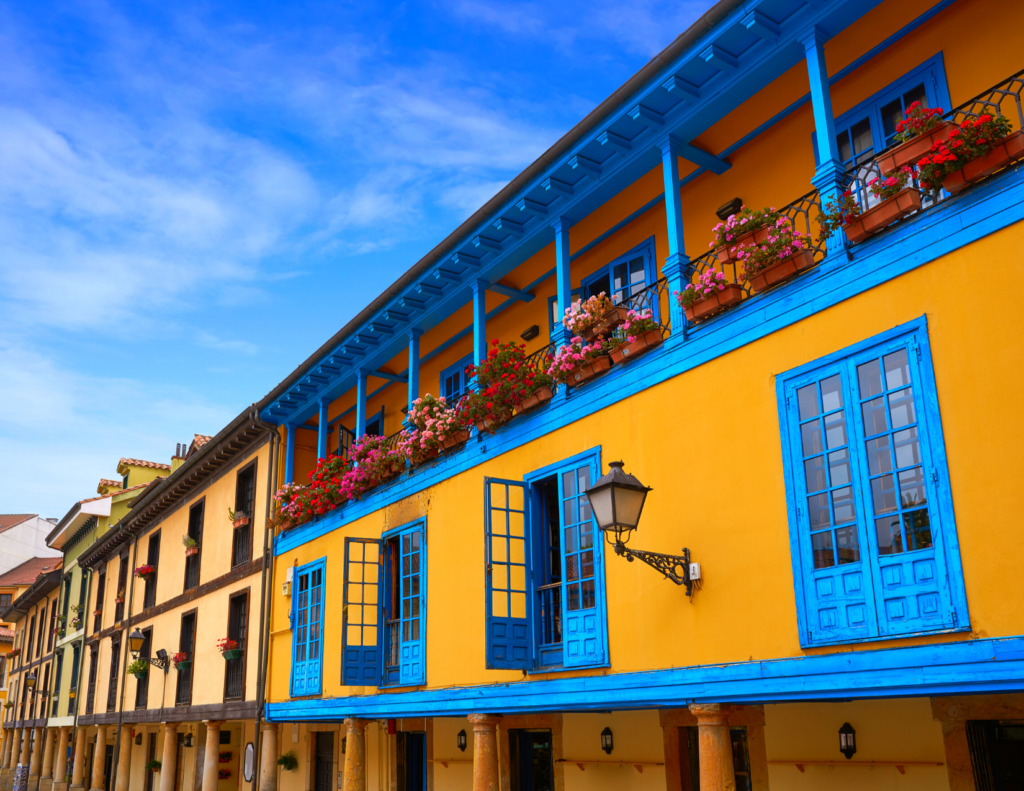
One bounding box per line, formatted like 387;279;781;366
39;778;53;791
52;783;68;791
28;773;40;791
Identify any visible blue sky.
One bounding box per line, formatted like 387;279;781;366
0;0;710;517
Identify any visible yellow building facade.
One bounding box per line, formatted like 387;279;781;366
255;1;1024;790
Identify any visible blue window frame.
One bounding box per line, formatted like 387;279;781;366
777;317;968;648
341;520;426;688
440;354;474;403
484;448;609;671
290;557;325;697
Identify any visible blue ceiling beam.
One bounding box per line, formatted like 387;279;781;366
629;104;664;128
487;283;535;303
675;140;731;175
701;44;739;72
542;177;573;197
372;370;409;384
473;236;502;253
743;10;780;42
450;251;481;269
598;131;631;153
493;217;525;239
516;198;548;217
569;155;601;180
662;75;700;101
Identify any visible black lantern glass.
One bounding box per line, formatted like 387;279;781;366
457;730;467;752
183;733;194;748
128;628;146;658
838;723;856;759
584;462;651;546
600;727;613;755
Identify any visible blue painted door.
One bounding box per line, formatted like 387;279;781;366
849;337;958;637
557;460;606;667
342;539;382;686
485;479;530;669
291;559;325;697
393;523;426;686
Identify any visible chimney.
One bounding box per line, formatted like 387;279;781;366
171;441;186;472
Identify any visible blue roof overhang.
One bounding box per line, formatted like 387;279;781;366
261;0;885;427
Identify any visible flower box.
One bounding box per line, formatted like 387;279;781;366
568;355;613;386
842;188;922;243
716;226;771;264
440;430;471;451
132;670;147;680
115;596;125;604
93;609;103;616
580;305;631;340
411;448;440;467
475;411;513;433
942;130;1024;194
278;518;297;532
516;386;554;414
683;283;745;323
232;516;250;529
185;546;199;557
221;649;243;661
746;250;816;294
175;660;191;671
609;329;663;364
876;120;958;172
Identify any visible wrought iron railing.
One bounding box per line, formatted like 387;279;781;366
224;646;245;700
620;277;671;334
524;342;556;384
536;582;562;648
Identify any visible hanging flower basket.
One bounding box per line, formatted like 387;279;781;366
683;283;745;322
219;753;232;764
232;516;250;529
877;120;958;172
134;565;156;580
942;130;1024;194
175;660;191;671
843;188;922;243
115;596;125;605
185;546;199;557
516;386;554;414
440;430;471;451
221;649;242;661
746;250;816;293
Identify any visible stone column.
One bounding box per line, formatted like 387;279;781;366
690;704;736;791
29;727;44;791
257;723;278;791
200;722;221;791
342;719;368;791
0;729;9;771
52;728;71;791
157;725;177;791
19;728;32;767
69;728;87;791
39;729;56;791
468;714;501;791
113;728;131;791
88;728;106;791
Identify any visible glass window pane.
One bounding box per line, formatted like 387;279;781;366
893;428;921;469
904;509;933;551
582;580;595;609
832;486;856;524
836;129;853;164
821;375;843;412
563;527;576;554
797;385;819;420
835;526;860;564
807;493;830;529
579;522;593;549
861;398;888;436
850;118;874;159
876;516;903;555
824;411;847;449
871;475;898;515
562;471;577;497
888;389;916;429
801;421;823;456
566;555;579;582
567;583;580;611
577;466;591;492
804;456;827;493
883;349;911;390
898;466;928;509
812;532;835;569
828;449;852;487
866;436;893;476
581;550;594;578
857;359;883;398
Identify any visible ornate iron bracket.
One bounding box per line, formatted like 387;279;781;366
614;542;692;596
139;655;171;673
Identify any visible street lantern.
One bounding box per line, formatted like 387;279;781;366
127;628;170;672
129;629;146;657
584;461;651;547
25;672;36;689
457;730;467;752
585;461;698;596
600;727;614;755
839;723;857;759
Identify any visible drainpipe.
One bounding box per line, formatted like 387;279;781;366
111;532;139;787
250;407;279;791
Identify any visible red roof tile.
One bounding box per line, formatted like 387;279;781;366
98;479;121;488
0;557;60;587
78;479;162;505
0;626;13;642
119;458;171;471
186;435;213;459
0;515;35;534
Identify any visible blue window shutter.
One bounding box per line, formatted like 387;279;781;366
290;559;325;697
485;479;530;669
558;460;607;668
342;539;383;687
397;524;426;686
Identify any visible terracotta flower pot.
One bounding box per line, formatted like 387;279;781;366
516;386;554;414
716;226;771;264
185;546;199;557
279;518;296;532
746;249;816;293
476;411;513;433
843;188;923;243
580;305;631;340
683;283;745;322
943;130;1024;194
115;597;125;604
876;120;958;172
411;447;441;467
567;355;613;386
609;329;664;364
232;517;250;528
440;430;471;451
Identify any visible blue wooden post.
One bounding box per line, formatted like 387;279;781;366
552;217;572;348
284;424;295;484
659;135;692;335
802;27;849;261
317;399;329;460
407;328;422;413
355;369;368;438
472;279;487;365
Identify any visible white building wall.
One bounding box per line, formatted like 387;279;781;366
0;517;61;575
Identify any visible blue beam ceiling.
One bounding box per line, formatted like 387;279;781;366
262;0;886;427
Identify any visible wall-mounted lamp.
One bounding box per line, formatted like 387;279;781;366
128;629;170;673
585;461;699;596
135;733;143;746
457;730;467;752
838;723;856;760
25;672;36;690
600;727;614;755
183;733;194;749
520;325;540;341
715;198;743;221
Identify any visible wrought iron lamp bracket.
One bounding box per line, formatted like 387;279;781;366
613;541;693;596
136;655;170;673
